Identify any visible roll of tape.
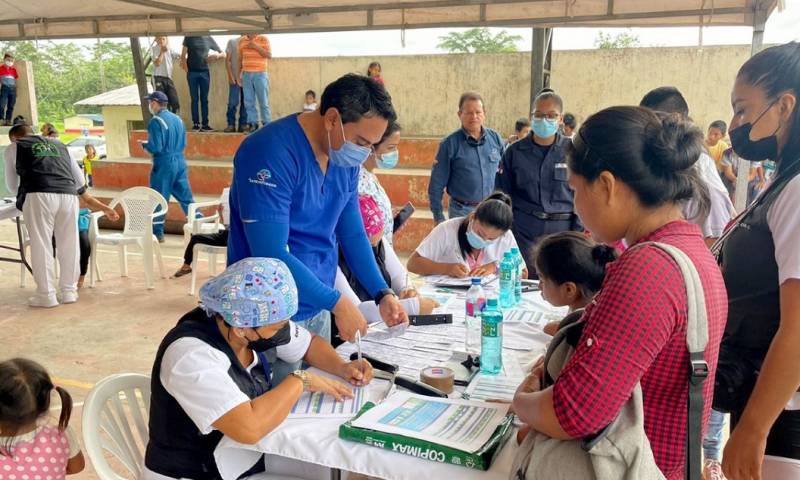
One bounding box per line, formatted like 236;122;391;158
420;366;455;394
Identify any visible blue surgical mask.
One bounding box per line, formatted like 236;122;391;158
328;117;372;168
466;223;493;250
532;118;559;139
376;150;399;169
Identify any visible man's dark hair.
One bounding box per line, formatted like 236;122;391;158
639;86;689;118
3;52;12;60
305;90;316;98
12;115;26;126
320;73;396;124
8;124;31;140
709;120;728;136
458;92;484;111
563;113;577;129
514;117;531;133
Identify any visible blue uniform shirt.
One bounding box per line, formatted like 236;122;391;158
428;127;504;222
495;132;575;214
143;110;186;163
228;114;387;321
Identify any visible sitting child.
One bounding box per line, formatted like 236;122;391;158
0;358;85;479
532;231;618;335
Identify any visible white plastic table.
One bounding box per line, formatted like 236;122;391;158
0;198;31;274
215;287;564;480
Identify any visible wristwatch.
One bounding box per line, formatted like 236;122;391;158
289;370;311;391
374;288;397;305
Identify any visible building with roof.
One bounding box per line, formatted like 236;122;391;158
75;84;150;158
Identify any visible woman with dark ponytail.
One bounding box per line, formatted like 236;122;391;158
0;358;85;477
407;191;525;278
713;42;800;480
511;105;728;480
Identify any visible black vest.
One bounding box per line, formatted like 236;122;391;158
338;241;391;303
15;136;79;210
714;157;800;413
145;308;269;479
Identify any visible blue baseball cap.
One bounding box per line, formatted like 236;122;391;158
143;91;169;104
199;257;299;328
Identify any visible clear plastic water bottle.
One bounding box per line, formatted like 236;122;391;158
481;298;503;374
511;247;523;305
499;251;515;309
465;277;486;355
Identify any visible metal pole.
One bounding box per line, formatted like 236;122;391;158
130;36;152;123
529;27;552;115
734;5;768;211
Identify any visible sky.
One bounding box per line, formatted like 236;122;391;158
48;0;800;56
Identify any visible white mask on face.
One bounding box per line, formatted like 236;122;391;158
4;60;12;67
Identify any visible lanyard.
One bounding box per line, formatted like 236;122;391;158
256;352;272;393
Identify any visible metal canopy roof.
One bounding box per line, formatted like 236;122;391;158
0;0;778;40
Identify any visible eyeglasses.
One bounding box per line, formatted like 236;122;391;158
532;112;560;121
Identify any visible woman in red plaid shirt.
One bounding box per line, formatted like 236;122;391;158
512;106;728;480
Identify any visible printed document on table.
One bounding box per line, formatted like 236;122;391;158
288;369;391;418
351;392;509;453
465;351;526;402
423;274;498;288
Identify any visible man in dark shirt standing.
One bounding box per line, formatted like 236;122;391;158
428;92;504;224
181;36;223;131
495;90;581;272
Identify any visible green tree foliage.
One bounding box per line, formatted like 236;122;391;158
594;30;641;49
437;28;522;54
0;40;136;123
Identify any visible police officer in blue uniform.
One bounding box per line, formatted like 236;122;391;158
496;90;582;272
428;92;504;224
142;91;195;242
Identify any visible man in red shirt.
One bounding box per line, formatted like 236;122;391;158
0;52;19;126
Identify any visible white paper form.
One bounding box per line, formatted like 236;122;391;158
288;369;391;418
464;351;526;402
351;392;510;453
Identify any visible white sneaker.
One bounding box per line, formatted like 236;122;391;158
58;291;79;304
28;295;59;308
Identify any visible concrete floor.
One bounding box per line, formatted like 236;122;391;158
0;221;209;480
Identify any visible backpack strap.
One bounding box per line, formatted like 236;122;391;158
646;242;708;480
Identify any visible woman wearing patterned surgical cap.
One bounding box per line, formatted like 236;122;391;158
143;257;374;480
333;195;439;341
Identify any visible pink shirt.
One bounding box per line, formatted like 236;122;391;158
0;425;80;480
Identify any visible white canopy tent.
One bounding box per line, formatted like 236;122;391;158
0;0;779;39
1;0;780;209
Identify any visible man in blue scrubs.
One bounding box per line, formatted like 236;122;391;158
141;91;195;242
227;74;407;379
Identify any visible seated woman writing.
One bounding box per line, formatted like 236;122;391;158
407;192;523;278
335;194;439;326
144;257;373;480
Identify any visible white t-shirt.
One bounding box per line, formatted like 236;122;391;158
151;45;174;79
303;102;317;112
766;173;800;410
684;152;735;238
415;217;519;267
142;322;311;480
335;238;419;323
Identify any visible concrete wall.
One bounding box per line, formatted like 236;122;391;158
168;45;750;138
12;60;37;129
102;105;142;158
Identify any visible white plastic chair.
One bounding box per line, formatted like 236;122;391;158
89;187;167;290
82;373;151;480
186;199;227;296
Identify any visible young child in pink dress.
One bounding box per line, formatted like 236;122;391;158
0;359;85;480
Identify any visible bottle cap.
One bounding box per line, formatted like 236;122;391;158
504;251;513;259
487;298;498;307
471;277;481;285
511;247;519;254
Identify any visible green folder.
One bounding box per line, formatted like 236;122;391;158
339;402;514;471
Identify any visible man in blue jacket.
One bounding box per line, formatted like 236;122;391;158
227;74;407;382
142;91;195;242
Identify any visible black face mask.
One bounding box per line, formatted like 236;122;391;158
729;100;780;162
247;323;292;353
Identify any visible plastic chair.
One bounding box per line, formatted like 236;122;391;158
185;199;227;296
89;187;167;290
82;373;151;480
